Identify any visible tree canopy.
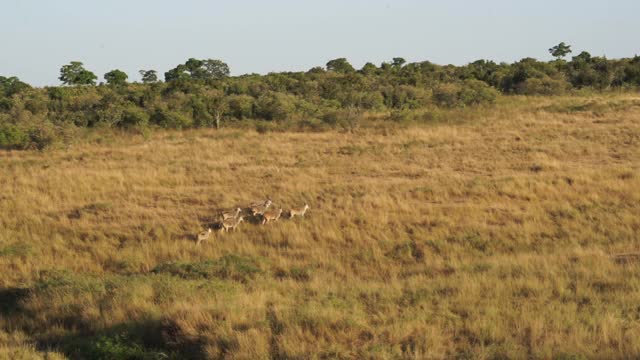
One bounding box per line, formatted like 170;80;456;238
549;42;572;59
59;62;98;86
104;69;128;86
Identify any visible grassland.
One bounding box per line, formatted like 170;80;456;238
0;93;639;359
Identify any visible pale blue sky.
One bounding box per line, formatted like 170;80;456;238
2;0;639;86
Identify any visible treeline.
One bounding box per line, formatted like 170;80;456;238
1;43;640;149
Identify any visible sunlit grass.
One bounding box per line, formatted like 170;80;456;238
0;93;639;359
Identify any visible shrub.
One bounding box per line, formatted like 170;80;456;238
433;80;498;108
0;123;29;149
27;121;58;150
119;107;150;129
515;76;569;95
432;83;462;108
458;79;499;105
227;94;255;120
150;109;193;129
254;93;296;121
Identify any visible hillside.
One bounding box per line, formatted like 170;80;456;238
1;94;639;359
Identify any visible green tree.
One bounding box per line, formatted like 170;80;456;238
392;57;406;68
59;61;97;85
104;69;128;86
360;62;378;76
202;59;230;80
164;64;190;82
326;58;355;73
549;42;572;60
166;58;230;82
0;76;31;97
139;70;159;84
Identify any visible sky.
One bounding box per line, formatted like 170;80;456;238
1;0;639;86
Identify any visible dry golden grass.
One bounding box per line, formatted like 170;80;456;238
1;93;639;359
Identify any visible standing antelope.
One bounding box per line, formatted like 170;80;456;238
221;207;242;221
221;216;244;232
251;199;273;216
196;228;212;245
262;208;283;225
289;204;310;219
249;199;272;208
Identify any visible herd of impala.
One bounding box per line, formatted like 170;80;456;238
196;199;310;245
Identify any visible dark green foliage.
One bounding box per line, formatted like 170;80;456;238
139;70;159;84
165;58;230;82
326;58;355;73
59;61;98;85
0;76;31;97
433;80;498;108
500;58;568;94
549;42;572;59
566;52;614;89
392;57;407;68
360;62;378;76
0;51;639;151
104;69;129;86
119;107;150;129
84;333;170;360
150;109;193;129
0;121;58;150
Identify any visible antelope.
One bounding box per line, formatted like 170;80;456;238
221;216;244;232
221;207;242;221
262;208;283;225
289;204;310;218
251;199;273;216
249;199;272;208
196;228;212;245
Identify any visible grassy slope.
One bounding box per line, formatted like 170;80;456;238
0;94;639;359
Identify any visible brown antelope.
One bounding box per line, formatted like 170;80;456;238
289;204;310;218
249;199;272;208
262;208;283;225
221;216;244;232
251;199;273;216
221;207;242;221
196;228;212;245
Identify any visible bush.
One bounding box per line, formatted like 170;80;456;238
227;94;255;120
27;121;58;150
254;93;296;121
119;107;150;129
150;109;193;129
433;80;498;108
515;76;569;95
0;123;29;150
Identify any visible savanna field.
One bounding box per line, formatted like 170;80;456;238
1;94;639;359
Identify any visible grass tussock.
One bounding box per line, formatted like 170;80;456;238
0;93;639;359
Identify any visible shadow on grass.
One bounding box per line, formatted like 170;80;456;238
1;287;193;360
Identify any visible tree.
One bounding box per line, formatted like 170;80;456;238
549;42;572;60
202;59;230;80
104;69;128;86
326;58;355;73
165;58;230;82
59;61;97;85
360;62;378;76
392;57;406;68
164;64;190;82
139;70;159;84
0;76;31;97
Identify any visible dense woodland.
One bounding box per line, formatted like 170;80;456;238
1;43;640;149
